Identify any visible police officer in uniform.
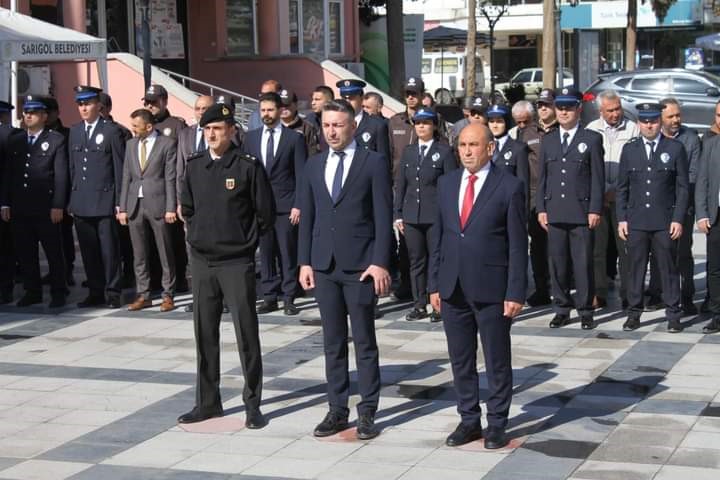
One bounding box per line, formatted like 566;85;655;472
178;103;275;427
0;101;20;304
1;97;68;308
486;104;530;201
536;88;605;330
617;103;688;332
394;107;457;321
68;86;126;308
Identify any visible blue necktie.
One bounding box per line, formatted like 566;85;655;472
331;151;346;202
265;128;275;170
492;140;500;163
418;144;427;166
196;128;206;152
561;132;570;155
27;135;35;146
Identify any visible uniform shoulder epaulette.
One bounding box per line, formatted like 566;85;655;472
240;152;259;164
186;151;205;162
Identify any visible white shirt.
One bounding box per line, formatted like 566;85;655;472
458;163;491;216
26;128;43;145
643;134;661;158
84;118;100;139
261;123;282;167
418;139;433;157
559;123;579;149
355;111;364;128
325;141;358;195
137;131;158;198
194;125;204;150
494;135;508;158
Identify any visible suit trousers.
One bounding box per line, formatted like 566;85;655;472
648;211;695;301
118;224;134;283
442;283;512;428
627;229;681;319
314;261;380;417
0;221;14;295
128;198;176;298
191;256;262;411
149;222;188;290
404;222;437;309
60;214;76;272
12;216;66;296
593;202;627;300
528;208;549;294
259;214;299;302
706;215;720;314
548;223;594;316
74;215;121;298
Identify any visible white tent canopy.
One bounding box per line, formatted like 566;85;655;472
0;7;108;103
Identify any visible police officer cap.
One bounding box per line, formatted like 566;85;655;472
412;107;437;123
23;95;48;112
279;89;298;106
39;96;59;111
404;76;425;93
486;103;510;119
536;88;556;105
0;100;15;112
74;85;102;103
143;84;168;102
336;79;366;98
469;96;489;112
199;103;235;127
636;102;662;120
554;87;582;107
215;94;236;111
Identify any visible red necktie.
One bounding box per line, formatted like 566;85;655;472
460;174;477;230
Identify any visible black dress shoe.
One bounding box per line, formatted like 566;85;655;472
77;295;105;308
623;316;641;331
106;297;122;309
527;291;552;307
484;426;508;449
580;315;596;330
645;296;664;311
682;299;698;316
446;422;483;447
283;302;299;316
177;406;223;424
245;408;267;429
549;314;569;328
257;300;279;314
405;308;429;321
184;304;193;313
703;316;720;334
356;414;379;440
48;295;66;308
429;310;442;323
16;293;42;307
667;318;684;333
313;411;348;437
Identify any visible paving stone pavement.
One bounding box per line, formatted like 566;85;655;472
0;233;718;479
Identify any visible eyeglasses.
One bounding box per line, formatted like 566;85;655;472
143;100;159;107
469;111;484;117
405;91;419;97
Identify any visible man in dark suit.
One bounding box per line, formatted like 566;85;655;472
536;88;605;330
617;103;688;333
1;97;68;308
298;100;392;440
486;103;530;200
0;101;19;304
243;92;307;315
118;109;178;312
429;123;527;449
67;86;126;308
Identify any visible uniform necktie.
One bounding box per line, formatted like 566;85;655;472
419;144;427;165
196;128;206;152
460;174;478;230
140;139;148;172
645;140;655;162
331;151;346;202
561;132;570;155
27;135;35;146
265;128;275;170
85;124;92;144
492;140;500;163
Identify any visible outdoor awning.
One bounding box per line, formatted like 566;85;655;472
423;26;492;47
695;32;720;51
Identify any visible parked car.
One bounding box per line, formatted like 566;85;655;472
495;68;574;100
422;50;491;104
581;68;720;133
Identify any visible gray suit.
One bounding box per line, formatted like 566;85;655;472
120;133;177;298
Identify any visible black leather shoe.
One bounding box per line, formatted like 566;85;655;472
245;408;267;429
405;308;428;321
356;414;379;440
257;300;279;314
177;406;223;424
446;422;483;447
283;302;299;316
429;310;442;323
527;291;551;307
580;315;596;330
16;293;42;307
77;295;105;308
645;296;663;311
106;297;122;309
682;299;698;316
484;426;508;449
703;317;720;334
623;316;641;331
313;411;348;437
667;318;684;333
549;314;569;328
48;295;66;308
184;304;193;313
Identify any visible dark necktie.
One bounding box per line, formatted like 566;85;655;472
561;132;570;155
331;151;346;202
492;139;501;163
419;144;427;165
646;140;655;162
85;124;92;144
265;128;275;170
27;135;35;147
196;128;206;152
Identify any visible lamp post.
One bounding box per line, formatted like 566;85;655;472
479;1;508;96
555;0;579;89
138;0;152;90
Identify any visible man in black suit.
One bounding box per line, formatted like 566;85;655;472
242;92;307;316
0;101;19;304
486;104;530;200
298;100;392;440
617;103;688;333
1;97;68;308
429;123;527;449
536;88;605;330
67;86;126;308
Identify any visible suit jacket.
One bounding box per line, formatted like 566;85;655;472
429;165;528;304
298;147;393;271
494;136;530;209
120;133;177;219
355;112;391;170
242;125;307;213
394;141;457;224
536;126;605;224
617;136;688;231
68;118;126;217
2;129;68;216
696;134;720;226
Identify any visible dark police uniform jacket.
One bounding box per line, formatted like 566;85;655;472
68;118;126;217
180;146;275;263
355;111;391;168
494;136;530;208
394;141;457;224
2;129;68;217
154;109;187;140
536;126;605;224
616;136;689;232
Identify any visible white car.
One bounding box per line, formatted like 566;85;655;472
495;68;574;100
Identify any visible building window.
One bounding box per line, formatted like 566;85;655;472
289;0;344;57
328;1;343;55
227;0;256;55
